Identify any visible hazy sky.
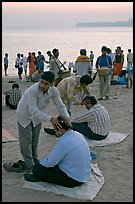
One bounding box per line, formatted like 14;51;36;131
2;2;133;28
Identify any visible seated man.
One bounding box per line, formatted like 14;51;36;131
4;83;22;110
71;96;110;140
57;75;93;115
24;116;91;188
74;49;92;76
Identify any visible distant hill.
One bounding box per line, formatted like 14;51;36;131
76;19;133;27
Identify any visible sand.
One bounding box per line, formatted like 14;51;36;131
2;74;133;202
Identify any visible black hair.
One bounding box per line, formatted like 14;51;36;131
57;116;71;130
101;46;107;52
12;83;19;89
47;51;52;55
41;71;55;83
52;48;59;55
80;49;86;55
80;75;93;85
82;95;97;105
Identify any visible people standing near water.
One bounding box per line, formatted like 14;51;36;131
27;52;36;79
49;48;67;86
89;50;94;68
4;53;8;76
127;49;133;67
36;51;45;76
20;54;28;78
46;50;53;64
15;53;23;79
95;46;112;100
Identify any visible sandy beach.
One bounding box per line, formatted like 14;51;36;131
2;74;133;202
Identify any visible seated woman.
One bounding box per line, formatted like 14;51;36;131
24;116;91;188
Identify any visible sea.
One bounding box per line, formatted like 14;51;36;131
2;27;133;76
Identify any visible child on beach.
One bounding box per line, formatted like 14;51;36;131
125;65;133;88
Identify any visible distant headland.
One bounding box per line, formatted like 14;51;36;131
75;18;133;27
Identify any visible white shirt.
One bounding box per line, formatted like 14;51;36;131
16;82;69;128
49;57;61;78
22;56;28;67
127;52;133;63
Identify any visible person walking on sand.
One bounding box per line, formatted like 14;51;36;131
24;116;91;187
4;53;8;76
3;71;70;172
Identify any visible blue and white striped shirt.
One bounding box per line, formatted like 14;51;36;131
72;103;110;136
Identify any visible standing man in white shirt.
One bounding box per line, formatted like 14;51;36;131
3;71;70;172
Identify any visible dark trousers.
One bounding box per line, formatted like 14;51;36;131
32;163;83;188
71;122;108;140
5;95;17;110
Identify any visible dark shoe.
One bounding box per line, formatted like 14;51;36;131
13;160;27;170
3;162;25;173
105;96;109;100
24;173;40;182
44;128;55;135
34;159;39;165
98;98;103;100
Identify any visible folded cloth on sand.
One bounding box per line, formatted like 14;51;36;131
23;163;104;201
85;131;128;147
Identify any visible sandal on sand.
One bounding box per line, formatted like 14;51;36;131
13;160;27;170
3;162;26;173
24;173;40;182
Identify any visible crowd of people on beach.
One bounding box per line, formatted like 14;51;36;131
3;45;133;187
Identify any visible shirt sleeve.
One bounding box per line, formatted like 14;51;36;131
40;139;67;167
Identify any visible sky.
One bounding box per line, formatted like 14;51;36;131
2;2;133;28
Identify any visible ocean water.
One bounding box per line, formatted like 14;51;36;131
2;27;133;76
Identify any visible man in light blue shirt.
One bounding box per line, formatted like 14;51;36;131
24;116;91;188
